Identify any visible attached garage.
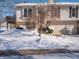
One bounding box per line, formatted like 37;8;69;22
47;20;77;34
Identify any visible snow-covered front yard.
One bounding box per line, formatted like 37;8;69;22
0;28;79;50
0;28;79;59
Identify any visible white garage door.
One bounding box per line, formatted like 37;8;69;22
48;21;77;34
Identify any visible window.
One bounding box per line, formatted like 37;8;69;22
76;6;78;18
28;8;32;17
72;7;76;17
69;6;72;18
54;8;57;17
57;7;60;18
24;8;27;17
52;7;60;18
69;6;78;18
21;8;32;18
51;7;54;18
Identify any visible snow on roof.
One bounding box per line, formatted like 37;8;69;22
56;2;79;5
16;2;79;7
16;3;47;7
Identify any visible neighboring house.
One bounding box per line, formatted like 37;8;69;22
6;16;16;30
16;0;79;34
0;17;6;28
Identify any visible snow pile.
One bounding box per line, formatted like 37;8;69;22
48;25;54;30
0;28;39;36
0;28;7;33
37;35;66;48
0;28;78;50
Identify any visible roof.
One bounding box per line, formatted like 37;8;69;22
56;2;79;5
16;2;79;7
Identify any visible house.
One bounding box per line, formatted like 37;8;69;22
6;16;16;29
16;0;79;34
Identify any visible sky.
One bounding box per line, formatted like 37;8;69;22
14;0;79;3
5;0;79;16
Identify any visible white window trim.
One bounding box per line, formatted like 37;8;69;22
21;8;32;19
70;6;78;18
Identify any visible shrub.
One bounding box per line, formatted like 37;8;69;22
42;26;54;34
47;29;53;34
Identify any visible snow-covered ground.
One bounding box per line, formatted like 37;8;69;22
0;28;7;33
0;28;79;50
0;28;79;59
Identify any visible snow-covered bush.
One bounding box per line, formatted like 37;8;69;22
48;26;54;30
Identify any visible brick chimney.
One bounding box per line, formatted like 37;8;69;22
48;0;55;4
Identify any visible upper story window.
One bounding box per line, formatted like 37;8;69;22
51;6;60;18
21;8;32;18
69;6;78;18
56;7;60;18
28;8;32;17
24;8;27;17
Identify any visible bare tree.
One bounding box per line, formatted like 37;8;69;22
0;0;15;19
38;6;45;36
